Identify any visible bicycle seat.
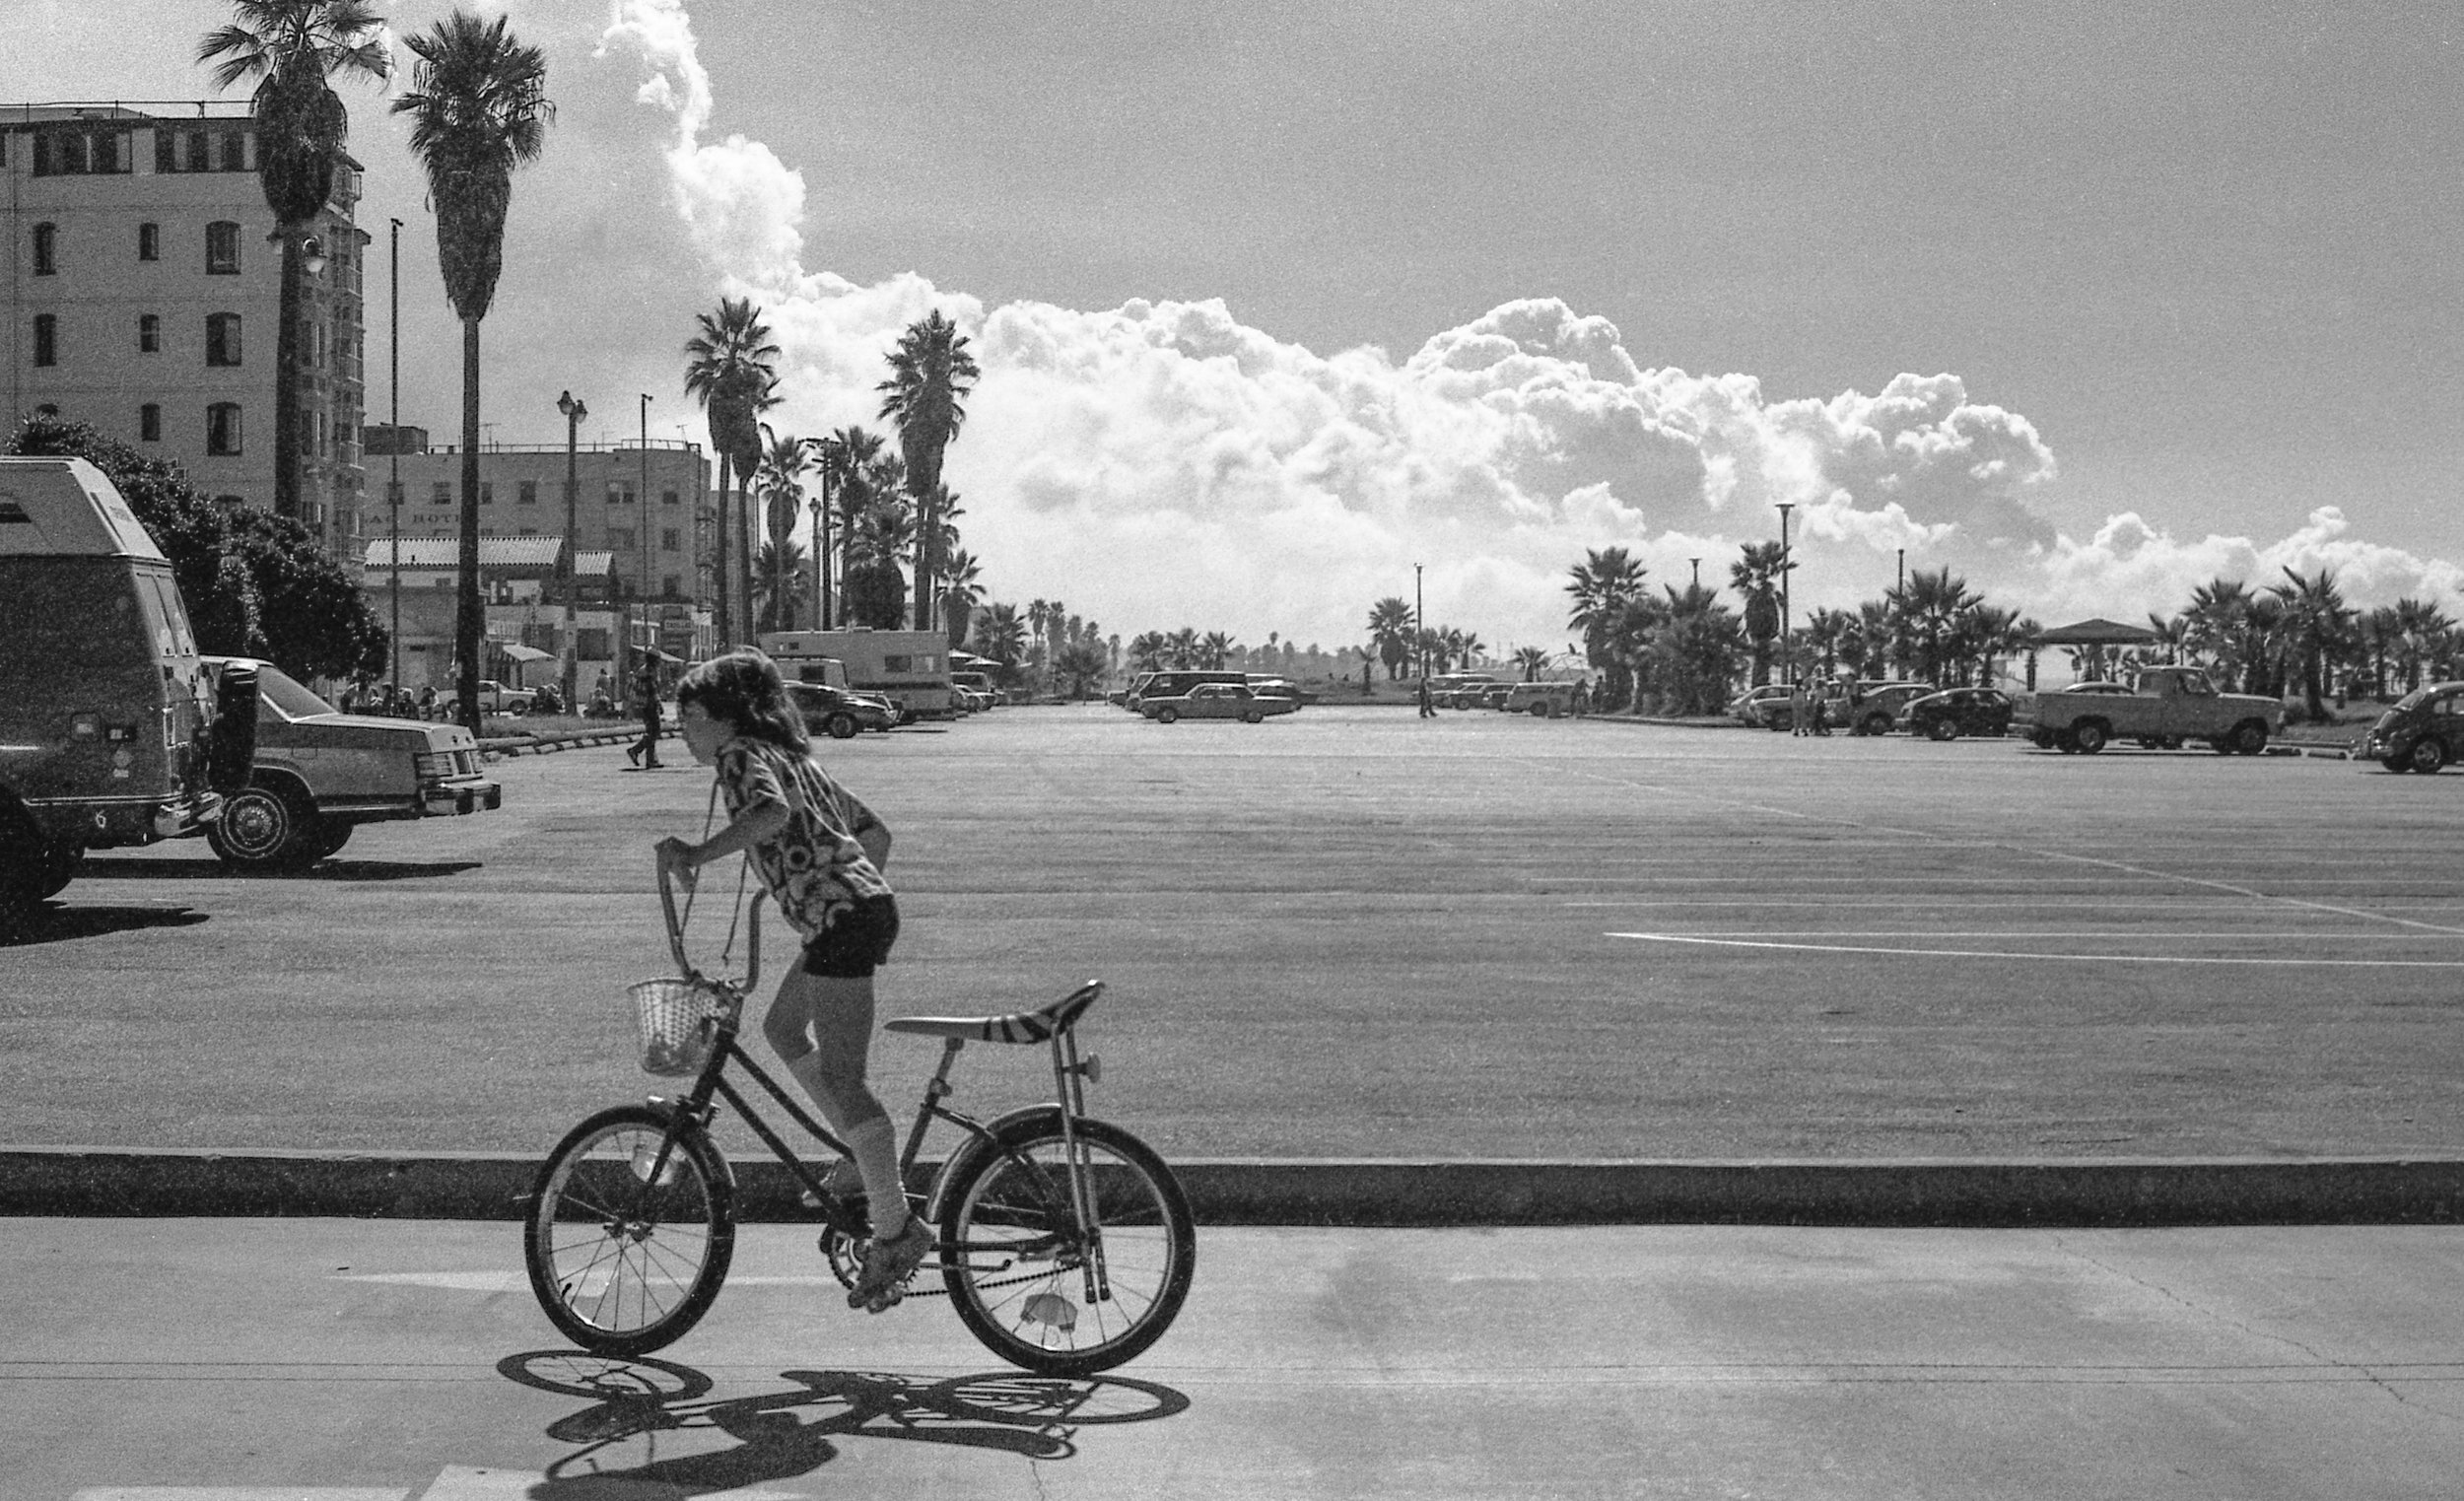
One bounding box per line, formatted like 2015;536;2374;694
884;981;1104;1044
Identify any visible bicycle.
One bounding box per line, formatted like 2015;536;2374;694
521;864;1197;1375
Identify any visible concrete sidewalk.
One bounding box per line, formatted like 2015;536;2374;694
6;1218;2462;1499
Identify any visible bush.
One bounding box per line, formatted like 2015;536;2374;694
7;414;385;682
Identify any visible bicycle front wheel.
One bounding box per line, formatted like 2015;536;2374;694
939;1116;1196;1375
524;1104;735;1357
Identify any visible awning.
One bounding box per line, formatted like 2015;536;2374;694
499;644;554;662
2035;617;2158;646
950;650;993;666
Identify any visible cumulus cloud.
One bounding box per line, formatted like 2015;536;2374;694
600;3;2460;652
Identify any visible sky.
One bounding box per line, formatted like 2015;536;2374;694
8;0;2461;658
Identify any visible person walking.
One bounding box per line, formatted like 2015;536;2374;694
1417;677;1436;718
1789;679;1809;736
630;657;665;768
653;648;923;1312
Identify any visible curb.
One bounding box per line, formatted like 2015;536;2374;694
4;1148;2460;1227
479;729;641;759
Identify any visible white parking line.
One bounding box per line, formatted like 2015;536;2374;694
1606;932;2464;967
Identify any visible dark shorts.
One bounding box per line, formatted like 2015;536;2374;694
800;894;900;979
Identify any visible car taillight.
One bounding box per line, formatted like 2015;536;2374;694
415;751;453;781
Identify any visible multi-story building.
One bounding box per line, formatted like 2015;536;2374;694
1;102;368;555
361;435;717;606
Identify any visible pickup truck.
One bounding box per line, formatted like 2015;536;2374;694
202;656;502;868
2023;666;2283;755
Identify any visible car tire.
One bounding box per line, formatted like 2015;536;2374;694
206;781;322;870
1862;713;1891;736
2230;720;2269;755
1925;717;1958;742
2383;755;2412;774
1156;708;1179;723
308;823;354;861
1531;704;1550;717
2072;720;2108;755
824;713;859;740
2408;737;2446;775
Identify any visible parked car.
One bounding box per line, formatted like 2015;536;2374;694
1728;684;1791;727
1;456;258;922
201;655;500;869
1140;682;1299;722
2025;665;2281;755
950;670;997;712
2360;683;2464;773
1836;681;1938;736
1248;676;1321;706
475;678;537;715
1124;669;1248;712
1899;687;2016;741
1476;682;1515;710
1505;681;1584;717
1426;673;1499;709
786;681;898;739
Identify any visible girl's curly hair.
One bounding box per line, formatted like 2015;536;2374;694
676;648;808;753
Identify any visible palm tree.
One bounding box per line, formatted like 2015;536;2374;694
842;489;914;629
940;547;986;650
1166;627;1199;669
1651;581;1744;715
1199;631;1238;670
1127;631;1170;672
2269;566;2352;721
1898;567;1979;687
390;9;551;731
1512;645;1551;682
1727;542;1785;686
683;296;780;645
877;310;980;632
1567;547;1648;706
1367;597;1415;680
2393;597;2453;693
1053;640;1109;701
973;602;1029;685
199;1;389;535
751;539;808;633
810;426;883;628
1802;607;1854;680
753;427;809;632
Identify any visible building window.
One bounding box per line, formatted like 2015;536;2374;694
431;482;451;505
607;482;635;506
138;222;160;261
186;130;210;172
207;403;242;456
205;221;240;275
32;222;57;275
660;528;680;553
517;479;537;505
663;575;681;598
32;314;57;368
610;527;636;551
205;312;242;367
480;482;494;506
518;526;538;536
31;131;122;175
138;314;161;353
661;487;680;507
140;404;162;443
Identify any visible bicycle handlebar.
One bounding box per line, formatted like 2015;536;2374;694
657;856;760;989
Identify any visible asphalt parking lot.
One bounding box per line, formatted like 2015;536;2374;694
9;704;2463;1162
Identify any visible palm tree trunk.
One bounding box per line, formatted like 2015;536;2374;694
818;472;833;628
455;316;484;733
275;231;303;524
736;480;754;648
713;454;731;644
912;490;933;633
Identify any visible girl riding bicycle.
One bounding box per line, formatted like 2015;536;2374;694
652;648;928;1312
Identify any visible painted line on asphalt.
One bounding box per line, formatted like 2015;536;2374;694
1619;930;2464;941
1607;933;2464;967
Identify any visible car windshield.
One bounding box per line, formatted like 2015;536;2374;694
255;663;336;719
2392;688;2432;711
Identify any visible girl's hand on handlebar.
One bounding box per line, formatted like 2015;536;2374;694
654;836;700;888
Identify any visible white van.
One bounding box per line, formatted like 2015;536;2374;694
0;457;256;922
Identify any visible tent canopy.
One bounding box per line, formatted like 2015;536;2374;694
498;644;554;662
2036;617;2158;646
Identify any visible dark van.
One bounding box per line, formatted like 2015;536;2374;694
0;457;255;922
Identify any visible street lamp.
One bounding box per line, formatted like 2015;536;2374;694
387;217;402;696
1774;503;1796;685
1413;563;1425;682
1689;557;1701;589
558;389;587;712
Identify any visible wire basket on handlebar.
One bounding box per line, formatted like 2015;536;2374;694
629;831;761;1075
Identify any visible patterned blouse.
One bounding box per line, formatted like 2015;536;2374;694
714;738;893;940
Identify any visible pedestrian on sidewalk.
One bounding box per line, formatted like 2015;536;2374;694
653;648;924;1313
629;658;664;768
1417;677;1436;717
1789;679;1809;735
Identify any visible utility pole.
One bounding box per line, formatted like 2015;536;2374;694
1413;563;1425;681
559;389;587;712
637;393;651;693
1689;557;1701;589
387;217;401;695
1775;503;1796;685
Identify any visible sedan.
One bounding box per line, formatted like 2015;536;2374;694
787;682;898;739
1140;683;1299;723
1898;687;2015;741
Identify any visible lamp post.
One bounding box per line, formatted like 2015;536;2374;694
635;393;651;696
1775;503;1796;685
1413;563;1425;682
387;217;402;696
1689;557;1701;589
558;389;587;712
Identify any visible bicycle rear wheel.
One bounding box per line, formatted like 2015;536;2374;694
939;1116;1195;1375
524;1104;735;1356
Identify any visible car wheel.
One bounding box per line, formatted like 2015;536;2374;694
1156;708;1179;723
1862;713;1891;736
2072;720;2108;755
2408;737;2446;775
308;823;354;860
1531;704;1550;717
206;782;321;869
1926;717;1958;742
824;712;859;740
2383;755;2412;774
1243;709;1264;723
2230;720;2269;755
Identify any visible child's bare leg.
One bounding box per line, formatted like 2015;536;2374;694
764;968;907;1236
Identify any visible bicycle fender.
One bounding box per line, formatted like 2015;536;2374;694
924;1104;1066;1225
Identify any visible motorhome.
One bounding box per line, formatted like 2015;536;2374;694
760;630;955;719
0;456;256;922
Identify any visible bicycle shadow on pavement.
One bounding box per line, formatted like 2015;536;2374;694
80;856;482;881
499;1350;1190;1497
1;903;207;946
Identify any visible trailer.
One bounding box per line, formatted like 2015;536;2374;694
759;629;955;720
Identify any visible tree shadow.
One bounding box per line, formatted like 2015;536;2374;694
0;904;209;947
80;857;482;882
500;1351;1190;1497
